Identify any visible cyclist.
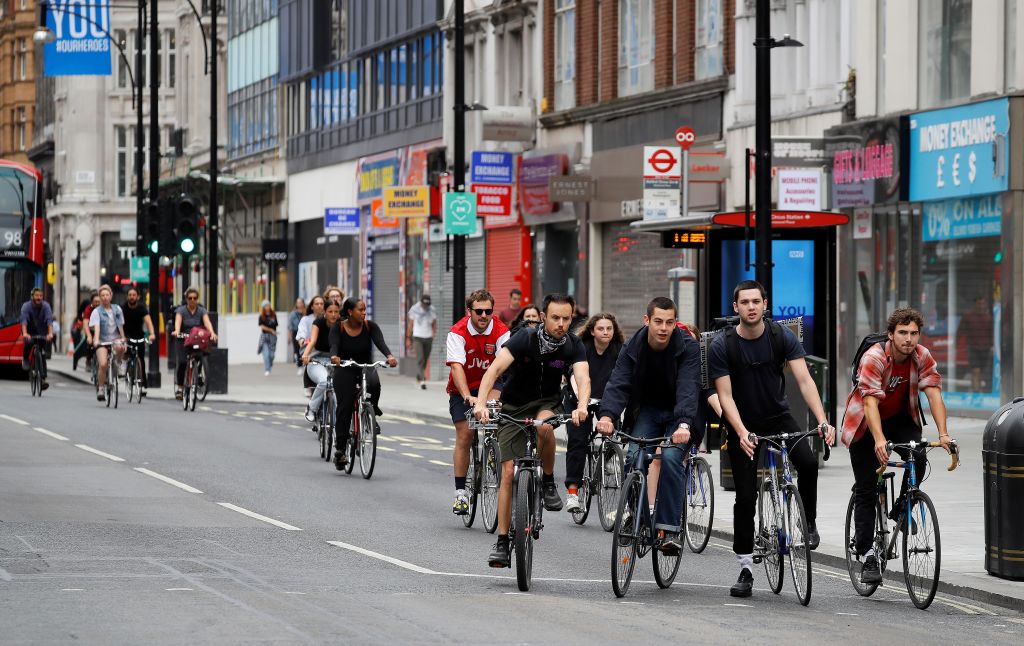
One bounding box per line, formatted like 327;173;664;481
328;297;397;469
509;304;541;335
473;293;591;568
595;298;701;555
89;285;126;402
324;285;345;307
709;280;835;598
121;286;155;396
77;292;100;373
564;312;624;514
297;295;326;397
841;307;951;585
172;287;218;400
302;299;342;423
446;289;510;515
19;287;54;390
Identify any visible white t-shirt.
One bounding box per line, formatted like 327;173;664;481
407;303;437;339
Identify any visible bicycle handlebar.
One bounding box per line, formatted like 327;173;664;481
337;360;389;369
747;425;823;446
874;438;959;475
610;432;676;448
493;411;573;430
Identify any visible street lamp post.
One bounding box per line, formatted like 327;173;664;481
451;0;466;325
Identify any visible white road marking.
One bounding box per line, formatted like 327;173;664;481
283;591;306;595
165;588;193;591
133;468;203;494
74;444;125;462
250;417;264;422
61;588;84;591
429;460;452;466
0;566;12;581
401;453;423;458
216;503;301;531
271;421;283;426
326;541;434;574
377;446;396;452
0;414;29;426
724;603;752;608
382;414;424;425
836;612;858;616
33;427;69;441
288;424;303;430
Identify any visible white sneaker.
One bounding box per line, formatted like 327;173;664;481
452;490;470;515
264;371;271;377
565;493;582;513
297;367;304;376
304;406;316;423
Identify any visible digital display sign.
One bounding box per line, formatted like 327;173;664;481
661;230;707;249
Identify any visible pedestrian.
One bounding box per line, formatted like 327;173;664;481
956;295;993;392
498;288;522;325
406;293;438;389
289;297;306;374
257;299;278;376
75;292;100;372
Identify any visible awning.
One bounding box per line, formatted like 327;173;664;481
628;212;717;232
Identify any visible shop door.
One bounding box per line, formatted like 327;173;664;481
486;227;531;308
372;249;401;357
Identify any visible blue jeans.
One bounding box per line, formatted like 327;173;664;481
306;353;335;416
628;406;685;534
262;346;276;372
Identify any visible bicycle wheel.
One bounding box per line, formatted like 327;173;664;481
318;420;328;459
481;439;500;534
652;523;682;589
344;414;357;475
124;357;136;403
684;456;714;553
513;468;536;592
757;478;784;594
105;361;114;408
903;490;941;609
182;361;193;411
29;350;39;397
323;393;336;461
572;451;594;526
785;485;812;606
598;442;626;532
196;358;209;401
358;407;377;479
463;435;479;528
844;492;880;597
611;472;642;598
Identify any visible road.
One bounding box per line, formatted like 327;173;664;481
0;374;1021;644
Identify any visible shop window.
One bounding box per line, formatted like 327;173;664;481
918;0;971;107
554;0;575;110
618;0;654;97
695;0;723;80
1007;0;1018;90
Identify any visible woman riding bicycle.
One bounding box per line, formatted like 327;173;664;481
328;298;397;468
89;285;126;402
302;299;342;423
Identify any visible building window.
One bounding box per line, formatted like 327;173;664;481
695;0;723;80
20;0;26;10
618;0;654;97
877;0;887;113
17;107;25;150
166;30;176;89
554;0;575;110
115;126;132;196
18;38;26;80
1007;0;1018;90
918;0;971;107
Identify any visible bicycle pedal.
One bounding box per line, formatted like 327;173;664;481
752;555;763;565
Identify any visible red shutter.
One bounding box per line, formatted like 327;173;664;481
486;226;532;306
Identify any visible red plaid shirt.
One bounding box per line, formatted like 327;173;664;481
840;341;942;447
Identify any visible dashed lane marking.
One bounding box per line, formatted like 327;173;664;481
401;453;423;458
33;427;69;441
836;612;858;616
724;603;752;608
0;414;29;426
216;503;302;531
288;425;304;430
166;588;194;591
133;468;203;494
429;460;452;467
377;446;396;452
74;444;125;462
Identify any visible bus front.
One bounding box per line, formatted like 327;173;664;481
0;161;44;366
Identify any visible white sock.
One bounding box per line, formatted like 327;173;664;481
737;553;754;572
864;548;875;559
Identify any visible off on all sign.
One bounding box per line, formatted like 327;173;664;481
675;126;696;150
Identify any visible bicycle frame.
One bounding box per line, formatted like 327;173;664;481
750;429;820;559
616;433;675;553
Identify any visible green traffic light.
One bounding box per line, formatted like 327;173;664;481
994;251;1003;264
180;238;196;254
149;240;159;254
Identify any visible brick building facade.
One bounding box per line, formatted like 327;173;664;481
0;0;36;163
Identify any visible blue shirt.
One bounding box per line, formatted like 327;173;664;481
20;301;53;335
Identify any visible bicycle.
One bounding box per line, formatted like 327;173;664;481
176;333;210;412
25;335;48;397
96;341;122;408
570;399;626;531
463;400;501;530
608;431;687;598
749;424;826;607
682;442;715;553
308;359;337;463
122;338;149;404
844;438;959;609
337;360;389;479
491;410;573;591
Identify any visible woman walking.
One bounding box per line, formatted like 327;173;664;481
257;300;279;376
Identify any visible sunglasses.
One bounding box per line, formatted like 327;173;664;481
187;296;198;301
472;308;493;316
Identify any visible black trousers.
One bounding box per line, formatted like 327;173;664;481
334;367;381;445
850;411;925;555
727;412;819;555
564;417;593;488
292;338;302;366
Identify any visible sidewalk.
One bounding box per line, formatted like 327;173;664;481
47;355;1023;610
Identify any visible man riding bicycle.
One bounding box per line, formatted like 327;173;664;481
446;288;510;515
122;286;155;396
595;297;701;556
842;307;952;585
89;285;126;402
20;287;54;390
473;293;591;568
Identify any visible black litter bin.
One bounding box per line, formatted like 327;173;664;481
205;347;229;395
983;397;1024;580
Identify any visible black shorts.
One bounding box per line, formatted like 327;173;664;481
449;391;478;424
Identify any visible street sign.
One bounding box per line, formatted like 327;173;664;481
444;192;478;235
261;239;288;261
712;210;850;228
130;256;150;283
472;184;513;217
470;151;514;184
324;207;360;235
548;176;594;202
675;126;697;151
643;146;681;220
644;147;681;178
383;186;431;217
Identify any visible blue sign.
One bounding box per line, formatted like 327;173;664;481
470;152;514;185
324;207;360;235
909;98;1009;201
922;195;1002;242
44;0;113;76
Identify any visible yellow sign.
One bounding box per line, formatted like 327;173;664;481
47;262;56;285
383;186;431;218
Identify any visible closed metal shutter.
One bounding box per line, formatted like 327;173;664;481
428;236;485;385
600;222;687;336
372;249;400;358
486;226;531;310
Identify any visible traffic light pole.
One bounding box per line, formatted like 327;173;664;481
754;0;772;299
452;0;466;325
147;0;161;389
208;0;219;313
134;0;145;259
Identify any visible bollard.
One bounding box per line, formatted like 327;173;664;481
983;397;1024;580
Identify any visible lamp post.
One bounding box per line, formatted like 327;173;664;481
451;0;465;325
753;0;802;299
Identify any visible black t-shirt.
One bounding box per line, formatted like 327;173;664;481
501;329;586;406
638;344;677;411
587;341;620;399
708;324;805;423
122;303;149;339
311;317;334;353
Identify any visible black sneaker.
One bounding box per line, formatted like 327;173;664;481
860;555;883;584
333;450;349;470
542;482;563;511
373;419;381;435
96;391;105;402
807;524;820;550
488;536;511;568
374;404;384;417
730;568;754;598
41;382;49;391
658;531;682;556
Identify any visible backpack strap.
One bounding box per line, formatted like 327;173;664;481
765;319;787;372
723;326;742;375
724;320;787;374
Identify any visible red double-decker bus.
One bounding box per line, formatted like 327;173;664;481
0;160;45;365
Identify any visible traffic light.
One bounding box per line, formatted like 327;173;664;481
70;243;80;277
145;201;166;255
174;194;199;255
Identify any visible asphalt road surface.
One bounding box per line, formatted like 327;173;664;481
1;374;1021;644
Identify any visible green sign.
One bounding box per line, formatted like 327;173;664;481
130;256;150;283
443;192;478;235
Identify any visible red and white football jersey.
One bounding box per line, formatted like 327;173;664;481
446;316;510;394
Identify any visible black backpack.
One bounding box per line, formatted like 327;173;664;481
723;319;787;375
849;331;928;426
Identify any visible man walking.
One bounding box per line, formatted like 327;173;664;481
406;294;438;389
498;288;522;326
